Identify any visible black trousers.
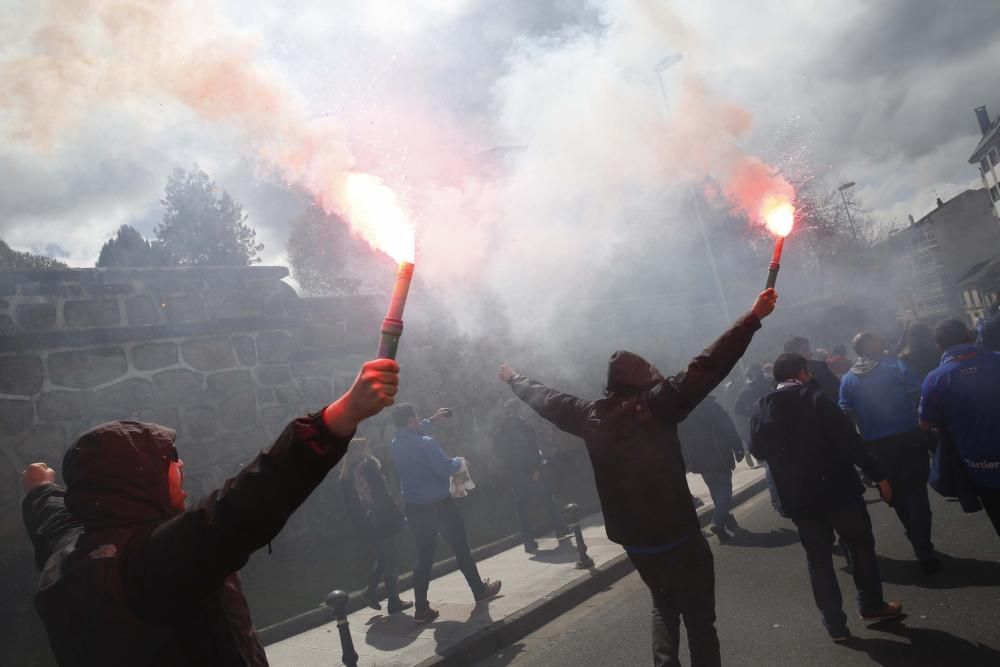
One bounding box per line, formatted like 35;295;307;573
512;470;568;545
978;486;1000;536
628;533;720;667
406;497;485;610
364;532;401;603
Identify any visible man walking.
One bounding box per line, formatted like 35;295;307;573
20;359;399;666
784;336;841;399
492;399;569;553
839;331;941;575
750;353;902;641
679;394;745;542
499;288;778;667
389;404;501;623
920;319;1000;536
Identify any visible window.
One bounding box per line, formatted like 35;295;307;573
991;185;1000;203
983;157;992;174
973;290;982;306
963;290;972;307
991;147;1000;166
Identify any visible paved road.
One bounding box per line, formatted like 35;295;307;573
476;486;1000;666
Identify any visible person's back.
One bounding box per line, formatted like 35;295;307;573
390;418;457;505
839;356;919;441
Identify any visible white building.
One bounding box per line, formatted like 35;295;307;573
969;105;1000;220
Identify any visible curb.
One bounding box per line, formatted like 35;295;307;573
417;471;768;667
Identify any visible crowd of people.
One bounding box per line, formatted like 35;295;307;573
16;286;1000;666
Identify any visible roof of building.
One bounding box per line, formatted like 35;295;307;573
969;115;1000;163
912;188;984;227
956;257;1000;287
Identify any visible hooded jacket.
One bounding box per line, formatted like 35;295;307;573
750;383;885;519
21;416;352;667
506;312;761;548
678;396;744;475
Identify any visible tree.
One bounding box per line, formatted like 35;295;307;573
96;224;170;267
155;166;263;265
0;240;67;269
287;205;388;295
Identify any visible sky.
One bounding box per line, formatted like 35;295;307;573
0;0;997;292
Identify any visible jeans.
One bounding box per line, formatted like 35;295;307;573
700;471;733;528
364;533;401;604
792;500;885;634
513;470;568;545
977;486;1000;536
406;497;485;610
628;534;720;667
891;484;935;561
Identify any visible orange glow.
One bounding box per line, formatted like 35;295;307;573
761;195;795;237
341;173;416;263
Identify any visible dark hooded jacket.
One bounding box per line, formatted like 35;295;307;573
749;383;885;519
678;396;744;475
507;312;761;548
21;415;351;667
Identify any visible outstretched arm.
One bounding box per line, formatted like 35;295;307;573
21;465;83;570
131;359;399;613
650;289;776;422
501;364;593;438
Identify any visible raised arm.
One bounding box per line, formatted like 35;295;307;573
501;364;593;438
21;466;83;570
130;359;399;611
650;289;775;422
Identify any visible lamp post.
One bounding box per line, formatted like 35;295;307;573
838;181;857;238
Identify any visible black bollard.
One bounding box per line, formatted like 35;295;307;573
565;503;594;569
324;590;359;667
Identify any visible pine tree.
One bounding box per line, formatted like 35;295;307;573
96;224;170;267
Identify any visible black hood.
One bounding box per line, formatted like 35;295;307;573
63;421;179;529
606;350;664;395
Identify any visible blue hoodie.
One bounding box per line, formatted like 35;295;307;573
390;420;461;504
838;356;920;441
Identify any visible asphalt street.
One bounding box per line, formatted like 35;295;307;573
476;485;1000;666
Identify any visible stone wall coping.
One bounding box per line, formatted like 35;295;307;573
0;265;291;287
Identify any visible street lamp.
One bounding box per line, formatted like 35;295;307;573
838;181;856;232
653;53;683;108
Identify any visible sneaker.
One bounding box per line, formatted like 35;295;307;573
413;607;439;624
829;628;852;643
387;599;414;614
860;601;903;621
919;557;944;576
362;592;381;611
474;579;502;603
524;540;539;554
709;524;731;543
723;514;739;531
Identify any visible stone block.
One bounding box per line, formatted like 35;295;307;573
256;365;291;386
0;355;44;395
88;282;133;296
126;295;162;326
16;303;57;330
64;300;121;328
232;335;256;366
256;389;274;403
131;342;179;371
153;369;204;399
181;338;235;372
290;359;334;379
207;369;253;395
0;399;33;436
37;391;86;421
19;281;64;297
15;425;66;464
219;390;256;430
48;347;128;388
261;405;292;426
91;378;155;417
0;315;13;332
300;378;333;405
164;295;205;323
257;331;293;364
137;406;181;431
275;385;303;405
184;406;217;440
212;293;262;319
298;323;345;349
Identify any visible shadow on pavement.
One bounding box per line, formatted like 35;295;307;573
363;611;422;652
529;540;580;564
724;527;800;548
842;621;1000;666
876;553;1000;589
430;603;498;655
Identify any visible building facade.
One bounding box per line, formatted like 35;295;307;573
970;105;1000;220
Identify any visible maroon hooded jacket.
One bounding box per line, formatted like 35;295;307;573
21;415;351;666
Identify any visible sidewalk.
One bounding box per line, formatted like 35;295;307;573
266;465;766;667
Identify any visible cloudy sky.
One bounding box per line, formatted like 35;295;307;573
1;0;997;276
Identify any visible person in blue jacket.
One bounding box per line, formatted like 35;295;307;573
389;404;501;623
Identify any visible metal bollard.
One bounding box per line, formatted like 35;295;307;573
565;503;594;569
324;589;359;667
